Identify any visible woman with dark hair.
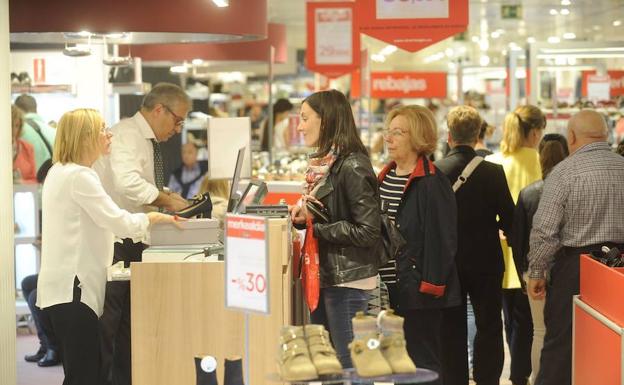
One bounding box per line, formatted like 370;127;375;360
290;89;382;369
261;98;294;152
510;133;569;385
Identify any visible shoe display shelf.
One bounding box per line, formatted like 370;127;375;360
573;254;624;385
268;367;438;384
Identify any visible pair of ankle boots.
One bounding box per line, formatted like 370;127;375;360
350;310;417;378
194;356;243;385
278;324;343;381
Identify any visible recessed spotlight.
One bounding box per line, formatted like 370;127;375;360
527;37;536;44
192;59;204;65
550;9;559;15
547;36;561;44
561;0;571;5
563;32;576;39
480;55;490;66
614;20;622;27
212;0;229;7
560;8;570;15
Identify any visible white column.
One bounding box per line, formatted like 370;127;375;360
0;0;17;383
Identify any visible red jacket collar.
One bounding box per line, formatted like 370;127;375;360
378;156;436;192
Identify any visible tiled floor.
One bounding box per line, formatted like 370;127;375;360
16;328;512;385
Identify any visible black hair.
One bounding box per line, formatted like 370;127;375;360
303;89;367;158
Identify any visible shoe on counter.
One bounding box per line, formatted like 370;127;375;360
303;325;342;377
224;356;244;385
277;326;318;381
25;346;46;363
349;311;393;378
378;310;416;374
176;192;213;219
37;349;60;367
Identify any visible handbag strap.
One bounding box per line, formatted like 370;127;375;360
452;156;484;192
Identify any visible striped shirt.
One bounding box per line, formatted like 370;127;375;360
528;142;624;278
378;169;409;284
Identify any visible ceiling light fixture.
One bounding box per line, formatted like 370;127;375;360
192;58;204;65
527;37;536;44
614;20;622;27
212;0;229;7
548;36;561;44
63;43;91;57
479;55;490;66
549;9;558;15
170;65;189;74
379;45;398;56
371;54;386;63
561;0;571;5
560;8;570;15
563;32;576;39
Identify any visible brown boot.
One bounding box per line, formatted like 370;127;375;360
304;325;342;377
277;326;317;381
378;310;417;374
349;311;393;377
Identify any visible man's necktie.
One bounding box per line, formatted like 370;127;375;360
151;139;164;191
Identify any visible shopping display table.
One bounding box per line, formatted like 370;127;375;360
268;368;438;384
573;254;624;385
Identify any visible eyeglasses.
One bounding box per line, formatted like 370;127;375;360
382;128;408;138
100;125;112;134
163;104;185;127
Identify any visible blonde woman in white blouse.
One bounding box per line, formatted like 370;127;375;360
36;109;178;385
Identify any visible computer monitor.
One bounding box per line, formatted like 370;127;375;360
234;180;268;214
227;147;246;213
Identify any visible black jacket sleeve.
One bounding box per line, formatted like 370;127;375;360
511;191;529;283
494;165;515;237
419;175;458;297
314;160;381;248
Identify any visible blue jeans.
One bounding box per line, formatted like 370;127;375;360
310;287;369;368
22;274;56;352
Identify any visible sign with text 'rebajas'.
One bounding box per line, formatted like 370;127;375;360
306;1;360;78
225;214;270;314
358;0;468;53
370;72;447;98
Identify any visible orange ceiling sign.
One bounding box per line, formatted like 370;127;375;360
306;1;361;79
370;72;447;98
357;0;468;53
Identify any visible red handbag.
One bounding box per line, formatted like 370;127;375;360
301;217;320;312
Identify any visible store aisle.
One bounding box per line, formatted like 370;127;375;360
17;332;63;385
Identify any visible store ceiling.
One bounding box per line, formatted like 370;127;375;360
268;0;624;71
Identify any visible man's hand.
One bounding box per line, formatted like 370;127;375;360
289;204;308;225
528;278;547;300
147;212;186;229
164;192;189;212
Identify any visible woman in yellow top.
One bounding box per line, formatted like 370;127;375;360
486;104;545;385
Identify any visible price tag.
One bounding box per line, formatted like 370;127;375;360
225;214;270;314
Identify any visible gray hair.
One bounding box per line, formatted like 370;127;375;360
141;83;190;111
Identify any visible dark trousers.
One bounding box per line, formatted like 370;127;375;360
44;279;100;385
441;272;504;385
100;239;144;385
502;288;533;385
22;274;57;352
310;286;369;369
387;283;442;385
534;250;580;385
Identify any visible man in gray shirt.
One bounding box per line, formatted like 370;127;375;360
527;110;624;385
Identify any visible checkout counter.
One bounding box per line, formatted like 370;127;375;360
130;217;292;385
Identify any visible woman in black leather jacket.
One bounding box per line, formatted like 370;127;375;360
290;89;382;369
377;105;460;383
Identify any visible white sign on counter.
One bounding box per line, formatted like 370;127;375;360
225;214;269;314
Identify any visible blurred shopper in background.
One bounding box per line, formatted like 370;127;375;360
12;104;37;183
261;98;293;152
527;110;624;385
486;104;546;385
14;94;56;172
436;105;514;385
474;120;494;157
511;133;569;385
378;105;460;385
168;143;208;199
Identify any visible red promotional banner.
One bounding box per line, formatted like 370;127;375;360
306;1;360;78
582;70;624;97
370;72;447;98
357;0;468;53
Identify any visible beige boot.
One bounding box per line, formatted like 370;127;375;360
304;325;342;377
378;310;417;374
349;311;393;377
277;326;318;381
